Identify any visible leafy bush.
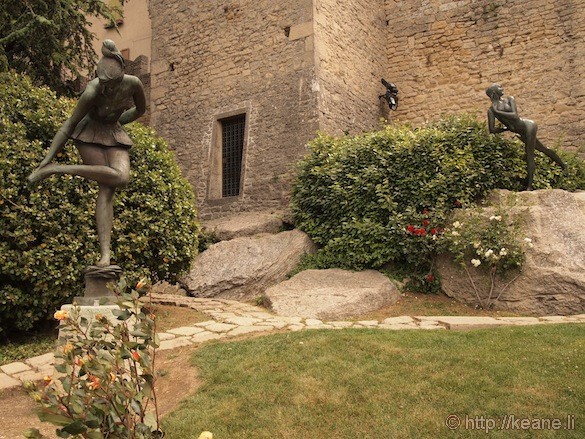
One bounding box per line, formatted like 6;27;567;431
291;114;585;286
0;72;199;334
25;279;162;439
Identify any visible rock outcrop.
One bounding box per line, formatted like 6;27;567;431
180;230;315;301
437;189;585;315
203;211;285;241
264;269;401;320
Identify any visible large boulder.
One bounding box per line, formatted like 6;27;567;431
264;269;401;320
437;189;585;315
203;211;284;241
180;230;316;301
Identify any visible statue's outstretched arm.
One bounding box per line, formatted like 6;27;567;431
487;108;507;133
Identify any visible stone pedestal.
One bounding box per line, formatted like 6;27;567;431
76;265;122;306
58;265;123;340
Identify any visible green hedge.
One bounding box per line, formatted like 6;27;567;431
291;114;585;284
0;72;199;334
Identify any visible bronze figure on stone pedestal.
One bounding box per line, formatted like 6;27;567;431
28;40;146;298
486;83;566;191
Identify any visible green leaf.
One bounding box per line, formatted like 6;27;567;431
37;411;72;426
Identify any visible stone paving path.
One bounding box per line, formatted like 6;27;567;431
2;293;584;391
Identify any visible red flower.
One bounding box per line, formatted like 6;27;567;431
426;274;435;282
406;224;415;233
414;228;426;236
454;200;462;207
423;219;430;227
430;228;437;235
422;208;428;215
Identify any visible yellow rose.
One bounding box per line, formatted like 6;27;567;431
54;310;69;321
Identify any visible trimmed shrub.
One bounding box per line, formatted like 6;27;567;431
0;72;199;334
291;114;585;283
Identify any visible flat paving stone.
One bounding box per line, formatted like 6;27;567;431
0;362;31;375
305;324;334;330
275;316;304;324
418;323;447;330
228;325;274;336
328;321;354;328
205;322;237;333
0;373;21;390
224;317;263;326
538;316;579;323
382;316;416;325
26;353;55;369
261;320;289;329
157;332;176;341
495;317;542;325
14;369;43;382
305;319;324;326
378;323;419;330
247;312;276;319
427;316;505;330
167;326;206;336
194;320;218;327
159;337;192;351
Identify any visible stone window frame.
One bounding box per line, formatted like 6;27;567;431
207;107;250;203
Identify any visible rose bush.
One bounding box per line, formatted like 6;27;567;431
25;279;163;439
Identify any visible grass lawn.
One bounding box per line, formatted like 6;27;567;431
162;324;584;439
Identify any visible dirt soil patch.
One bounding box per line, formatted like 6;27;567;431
0;344;202;439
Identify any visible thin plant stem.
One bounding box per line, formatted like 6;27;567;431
494;272;522;302
486;265;496;308
463;262;484;308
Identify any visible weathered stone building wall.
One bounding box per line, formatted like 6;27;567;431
149;0;319;218
384;0;585;152
314;0;388;135
146;0;583;218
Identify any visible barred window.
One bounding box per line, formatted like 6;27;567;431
220;114;246;197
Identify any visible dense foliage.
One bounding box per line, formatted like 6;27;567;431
26;280;162;439
0;0;120;95
291;114;585;288
0;72;199;334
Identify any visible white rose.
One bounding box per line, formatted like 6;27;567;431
452;221;461;229
484;249;494;258
500;248;508;256
451;230;460;236
471;259;481;267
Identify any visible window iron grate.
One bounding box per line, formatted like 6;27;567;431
221;115;245;197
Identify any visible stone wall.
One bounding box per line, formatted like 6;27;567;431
384;0;585;152
314;0;388;135
125;55;151;125
315;0;387;135
149;0;319;219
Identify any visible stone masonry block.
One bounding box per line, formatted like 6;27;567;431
288;21;313;40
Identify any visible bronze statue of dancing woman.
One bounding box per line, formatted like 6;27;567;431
28;40;146;267
486;83;566;191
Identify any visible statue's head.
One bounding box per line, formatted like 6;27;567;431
97;40;125;95
486;83;504;99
